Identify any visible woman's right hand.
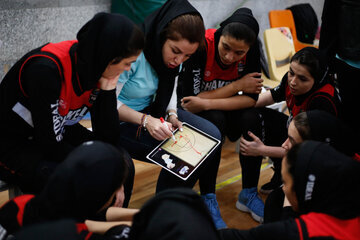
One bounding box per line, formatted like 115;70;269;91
233;72;263;94
145;115;174;141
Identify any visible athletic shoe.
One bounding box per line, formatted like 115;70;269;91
236;187;264;223
260;167;282;194
201;193;227;229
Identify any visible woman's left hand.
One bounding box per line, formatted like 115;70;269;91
239;131;265;156
181;96;208;113
167;114;183;131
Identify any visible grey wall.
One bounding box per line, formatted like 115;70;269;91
0;0;324;80
0;0;111;80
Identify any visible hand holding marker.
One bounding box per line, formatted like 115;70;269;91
160;117;176;141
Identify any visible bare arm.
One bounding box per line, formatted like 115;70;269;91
106;207;139;222
239;131;286;158
181;95;256;113
197;72;263;99
85;220;132;235
255;90;275;108
117;105;173;141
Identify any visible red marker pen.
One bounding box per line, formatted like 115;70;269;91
160;117;176;141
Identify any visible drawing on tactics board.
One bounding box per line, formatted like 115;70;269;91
161;124;218;167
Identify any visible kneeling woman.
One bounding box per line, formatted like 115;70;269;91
220;141;360;239
237;47;341;221
115;0;224;228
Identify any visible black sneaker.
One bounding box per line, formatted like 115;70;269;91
260;167;282;194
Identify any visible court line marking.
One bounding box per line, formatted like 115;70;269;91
215;162;272;191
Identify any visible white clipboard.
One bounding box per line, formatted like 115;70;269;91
146;122;220;180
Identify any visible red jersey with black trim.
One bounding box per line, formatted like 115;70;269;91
0;194;35;233
18;41;95;141
0;195;97;239
297;212;360;240
202;29;247;91
285;83;338;117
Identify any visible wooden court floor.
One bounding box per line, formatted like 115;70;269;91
0;137;273;230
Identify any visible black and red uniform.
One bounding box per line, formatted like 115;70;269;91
272;73;339;124
0;13;133;197
219;212;360;240
178;8;261;194
219;142;360;240
0;195;105;239
0;141;129;239
179;26;260;140
238;48;341;190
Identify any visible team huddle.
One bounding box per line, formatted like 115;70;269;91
0;0;359;239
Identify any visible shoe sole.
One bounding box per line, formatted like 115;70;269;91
236;200;263;223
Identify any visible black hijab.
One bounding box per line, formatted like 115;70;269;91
142;0;202;117
214;7;259;43
25;141;128;223
129;188;220;240
306;110;359;156
293;141;360;219
290;47;331;104
76;12;135;91
213;8;259;69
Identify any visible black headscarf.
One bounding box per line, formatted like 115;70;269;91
305;110;359;156
142;0;202;117
25;141;128;223
293;141;360;219
213;8;259;68
290;47;331;104
214;7;259;42
129;188;220;240
76;12;135;91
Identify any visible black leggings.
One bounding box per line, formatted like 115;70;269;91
197;107;288;190
239;108;288;188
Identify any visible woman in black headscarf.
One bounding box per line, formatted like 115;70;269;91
115;0;224;228
129;188;220;240
265;110;359;223
237;47;341;222
283;110;359;158
178;7;263;225
0;141;138;238
220;141;360;240
0;13;144;196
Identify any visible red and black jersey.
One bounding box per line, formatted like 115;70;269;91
202;29;247;90
0;194;35;234
271;75;339;120
297;212;360;240
285;83;338;117
219;213;360;240
0;195;99;239
178;29;260;101
17;41;95;141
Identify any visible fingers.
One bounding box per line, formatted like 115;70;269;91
147;118;173;140
172;119;183;131
247;72;262;77
247;131;258;140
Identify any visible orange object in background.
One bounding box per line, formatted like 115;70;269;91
268;9;317;52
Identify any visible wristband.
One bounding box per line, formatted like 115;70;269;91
143;115;149;128
165;112;178;121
